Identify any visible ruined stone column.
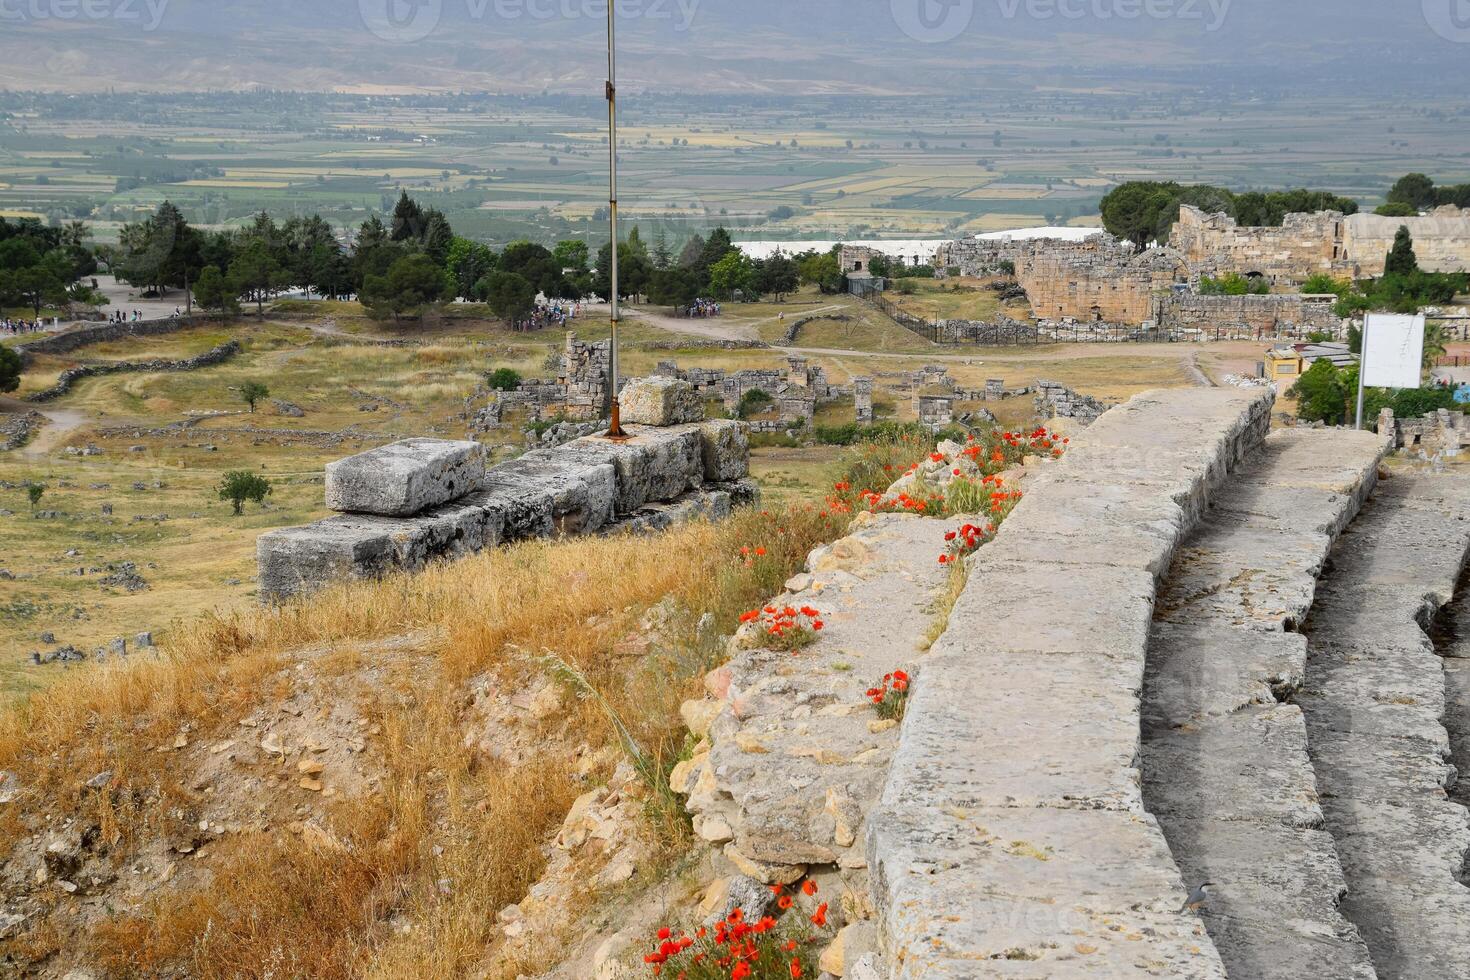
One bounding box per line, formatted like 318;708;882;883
855;377;874;424
786;355;809;388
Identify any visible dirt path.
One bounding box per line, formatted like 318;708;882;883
11;405;88;457
586;303;761;343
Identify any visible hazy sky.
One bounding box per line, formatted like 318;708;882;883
0;0;1466;93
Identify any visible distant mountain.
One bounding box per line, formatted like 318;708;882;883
0;0;1464;95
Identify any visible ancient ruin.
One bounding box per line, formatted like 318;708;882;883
258;379;756;601
1173;203;1470;282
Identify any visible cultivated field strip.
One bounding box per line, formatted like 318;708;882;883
1141;428;1387;980
1299;475;1470;980
868;388;1274;977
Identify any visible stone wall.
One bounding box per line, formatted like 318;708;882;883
0;411;43;451
1379;406;1470;455
1171;204;1470;282
258;383;756;602
1034;379;1110;425
1159;293;1341;338
14;316;205;364
25;341;242;403
1171;205;1349;285
1015;236;1187;325
1343;207;1470;277
932;239;1025;276
854;378;873;424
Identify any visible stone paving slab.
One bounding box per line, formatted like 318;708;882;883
1300;473;1470;980
1141;623;1305;727
873;807;1224;979
1150;820;1375;980
1154;526;1330;630
868;387;1275;978
1143;704;1324;828
891;646;1142;812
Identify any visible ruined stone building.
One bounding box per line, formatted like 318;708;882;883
1015;237;1189;325
1170;205;1351;285
1342;207;1470;276
1171;204;1470;283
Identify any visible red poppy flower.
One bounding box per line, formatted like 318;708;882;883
802;880;818;896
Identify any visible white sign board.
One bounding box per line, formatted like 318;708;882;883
1362;313;1425;389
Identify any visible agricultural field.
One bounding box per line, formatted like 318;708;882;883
3;88;1468;255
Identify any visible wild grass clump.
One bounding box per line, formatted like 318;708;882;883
0;496;846;979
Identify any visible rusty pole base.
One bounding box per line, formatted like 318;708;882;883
602;399;632;441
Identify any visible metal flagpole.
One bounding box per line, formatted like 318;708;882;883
1355;316;1369;430
604;0;626;438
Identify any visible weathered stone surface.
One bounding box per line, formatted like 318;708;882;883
325;438;486;516
1140;428;1384;980
1298;473;1470;980
607;489;732;536
482;453;616;536
618;376;704;426
867;387;1274;978
257;497;505;601
699;419;750;482
554;425;703;514
680;513;961;874
871;806;1223;979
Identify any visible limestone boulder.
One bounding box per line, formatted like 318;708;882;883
699;419;750;482
325;438;486;517
619;377;704;426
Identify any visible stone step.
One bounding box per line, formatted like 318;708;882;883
1441;593;1470;810
867;387;1275;978
1298;473;1470;980
1140;428;1385;980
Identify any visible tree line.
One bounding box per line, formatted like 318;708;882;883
1378;173;1470;216
111;193;852;325
0;217;102;318
1099;181;1360;248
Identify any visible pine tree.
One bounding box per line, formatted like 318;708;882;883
1385;225;1419;277
652;227;672;270
391;191;424;242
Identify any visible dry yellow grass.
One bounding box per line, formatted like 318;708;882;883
0;498;855;978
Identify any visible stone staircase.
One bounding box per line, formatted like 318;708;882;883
868;388;1276;978
662;385;1470;980
1141;429;1386;980
1297;474;1470;980
858;390;1470;979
